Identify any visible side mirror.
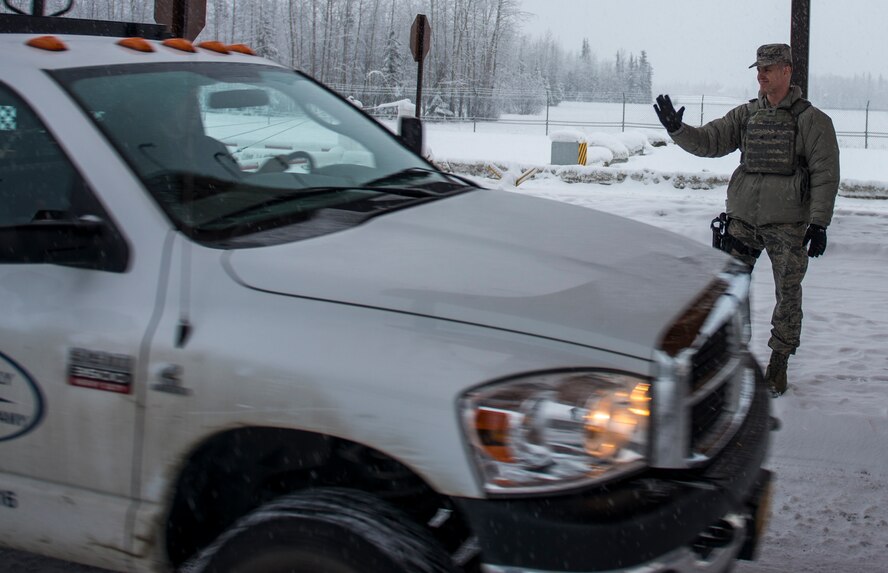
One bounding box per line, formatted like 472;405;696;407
398;116;424;156
0;216;120;270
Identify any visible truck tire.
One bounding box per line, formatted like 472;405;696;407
183;487;459;573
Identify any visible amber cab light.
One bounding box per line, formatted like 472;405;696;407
162;38;197;53
227;43;256;56
198;41;230;54
117;38;155;53
26;36;68;52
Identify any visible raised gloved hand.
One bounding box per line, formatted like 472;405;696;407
803;224;827;257
653;94;685;132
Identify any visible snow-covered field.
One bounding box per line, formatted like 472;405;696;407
4;111;888;572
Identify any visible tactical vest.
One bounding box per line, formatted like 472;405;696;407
741;98;812;175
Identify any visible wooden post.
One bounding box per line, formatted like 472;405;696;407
410;14;432;119
790;0;810;98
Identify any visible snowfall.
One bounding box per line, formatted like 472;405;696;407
4;115;888;573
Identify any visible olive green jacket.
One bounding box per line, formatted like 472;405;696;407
669;86;840;228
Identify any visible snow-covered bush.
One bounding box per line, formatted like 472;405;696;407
549;129;586;144
584;132;629;162
615;131;652;156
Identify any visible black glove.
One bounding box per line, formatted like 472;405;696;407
803;224;827;257
653;94;685;132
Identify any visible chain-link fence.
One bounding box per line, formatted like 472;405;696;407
329;85;888;150
672;94;888;150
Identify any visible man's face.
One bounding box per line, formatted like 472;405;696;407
756;63;792;100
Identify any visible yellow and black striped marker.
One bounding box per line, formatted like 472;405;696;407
578;142;587;165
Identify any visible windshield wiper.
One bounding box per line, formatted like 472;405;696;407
193;186;417;227
364;167;477;190
216;184;449;218
195;187;355;226
195;182;473;231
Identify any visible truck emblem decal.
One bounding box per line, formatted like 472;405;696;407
68;348;134;395
0;351;45;441
151;364;192;396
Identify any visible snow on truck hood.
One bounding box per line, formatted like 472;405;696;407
224;190;727;359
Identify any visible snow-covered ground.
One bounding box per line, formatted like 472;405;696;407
5;118;888;572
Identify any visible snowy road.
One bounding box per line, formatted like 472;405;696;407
4;172;888;572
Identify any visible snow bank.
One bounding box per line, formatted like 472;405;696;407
428;126;888;198
549;129;586;143
584;132;630;162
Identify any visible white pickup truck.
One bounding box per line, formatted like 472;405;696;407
0;11;773;573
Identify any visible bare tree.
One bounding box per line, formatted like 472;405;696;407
0;0;657;116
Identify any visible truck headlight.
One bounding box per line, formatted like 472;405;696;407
461;370;650;495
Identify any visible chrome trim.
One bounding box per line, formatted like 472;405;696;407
651;349;690;468
686;355;740;407
481;513;748;573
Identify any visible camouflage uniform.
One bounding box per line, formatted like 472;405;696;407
666;47;840;359
726;219;808;355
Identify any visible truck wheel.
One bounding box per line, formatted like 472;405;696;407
184;487;459;573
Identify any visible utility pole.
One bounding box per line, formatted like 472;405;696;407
155;0;206;41
790;0;810;98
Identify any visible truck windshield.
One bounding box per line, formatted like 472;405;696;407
52;62;471;244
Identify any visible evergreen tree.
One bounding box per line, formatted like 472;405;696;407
254;3;280;63
638;51;653;103
581;38;591;63
382;28;403;96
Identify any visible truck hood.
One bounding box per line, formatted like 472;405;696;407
223;190;727;359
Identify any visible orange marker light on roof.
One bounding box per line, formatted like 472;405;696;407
227;43;256;56
198;41;230;54
162;38;197;53
26;36;68;52
117;37;155;53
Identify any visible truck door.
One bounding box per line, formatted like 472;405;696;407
0;79;165;570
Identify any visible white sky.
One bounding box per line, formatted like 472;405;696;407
519;0;888;92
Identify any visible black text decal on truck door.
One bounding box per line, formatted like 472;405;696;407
68;348;134;395
0;352;45;441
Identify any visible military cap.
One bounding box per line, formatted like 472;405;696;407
749;43;793;68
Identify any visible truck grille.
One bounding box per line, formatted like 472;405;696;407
691;322;731;391
692;378;728;436
688;316;750;460
652;269;753;468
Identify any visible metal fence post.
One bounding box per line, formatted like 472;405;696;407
700;94;705;126
865;100;870;149
545;88;550;136
621;93;626;132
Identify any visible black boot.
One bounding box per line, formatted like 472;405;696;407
765;351;789;397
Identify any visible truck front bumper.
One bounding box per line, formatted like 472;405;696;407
455;362;772;573
480;508;763;573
